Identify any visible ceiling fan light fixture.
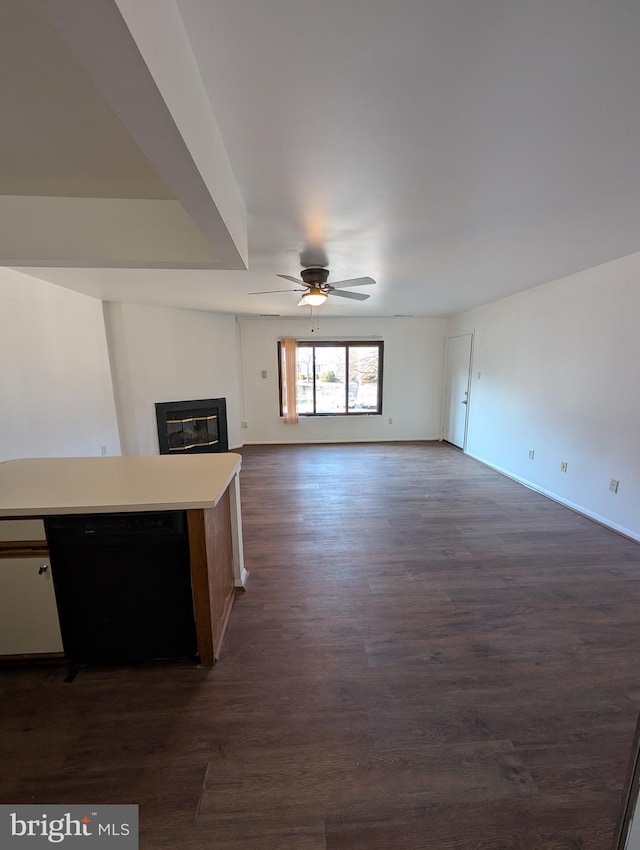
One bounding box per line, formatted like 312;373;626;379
301;286;328;307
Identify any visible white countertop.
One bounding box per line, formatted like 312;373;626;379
0;454;242;517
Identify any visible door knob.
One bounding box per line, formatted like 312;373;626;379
38;564;48;574
461;399;468;404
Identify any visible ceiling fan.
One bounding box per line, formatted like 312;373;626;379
249;267;376;307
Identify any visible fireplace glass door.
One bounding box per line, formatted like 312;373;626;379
167;412;219;452
156;398;228;454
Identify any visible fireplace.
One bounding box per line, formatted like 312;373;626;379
155;398;228;455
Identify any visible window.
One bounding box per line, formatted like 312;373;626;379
279;340;384;416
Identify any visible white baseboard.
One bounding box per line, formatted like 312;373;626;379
466;452;640;544
237;437;438;447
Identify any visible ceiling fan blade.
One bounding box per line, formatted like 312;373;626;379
331;289;370;301
277;274;303;285
248;288;305;295
330;276;375;288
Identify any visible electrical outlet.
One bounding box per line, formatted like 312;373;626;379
241;421;248;429
609;479;620;493
261;370;267;379
528;449;535;460
100;445;107;456
560;462;568;473
388;417;393;425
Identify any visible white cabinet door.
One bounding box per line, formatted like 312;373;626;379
0;519;46;541
0;558;63;655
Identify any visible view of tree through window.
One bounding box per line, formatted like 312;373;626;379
280;341;383;416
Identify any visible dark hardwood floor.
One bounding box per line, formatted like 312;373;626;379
1;442;640;848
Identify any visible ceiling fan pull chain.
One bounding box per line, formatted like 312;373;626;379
309;306;320;332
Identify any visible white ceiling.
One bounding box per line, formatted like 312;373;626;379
6;0;640;317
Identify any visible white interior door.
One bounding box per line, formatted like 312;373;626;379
443;333;473;449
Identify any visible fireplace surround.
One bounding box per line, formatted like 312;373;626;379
155;398;228;455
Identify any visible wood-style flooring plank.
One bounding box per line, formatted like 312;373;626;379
1;442;639;848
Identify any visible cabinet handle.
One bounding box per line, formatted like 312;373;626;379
38;564;48;575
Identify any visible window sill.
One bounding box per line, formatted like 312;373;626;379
297;412;382;418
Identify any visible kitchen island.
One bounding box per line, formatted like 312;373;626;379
0;454;247;666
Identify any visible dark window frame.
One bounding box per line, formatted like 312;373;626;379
278;340;384;417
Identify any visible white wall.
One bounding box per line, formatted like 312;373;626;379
238;316;446;444
104;301;243;454
0;268;120;461
448;252;640;541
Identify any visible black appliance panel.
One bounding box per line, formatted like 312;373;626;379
45;511;197;665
